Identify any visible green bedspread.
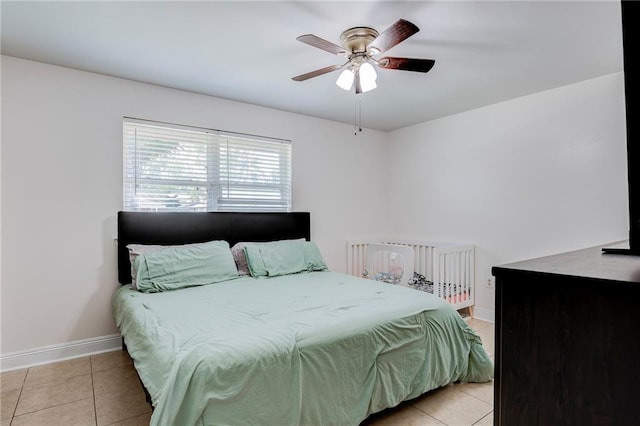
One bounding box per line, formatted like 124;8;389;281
112;271;493;426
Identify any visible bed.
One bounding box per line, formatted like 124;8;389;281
113;211;493;426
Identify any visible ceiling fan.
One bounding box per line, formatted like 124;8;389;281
292;19;435;94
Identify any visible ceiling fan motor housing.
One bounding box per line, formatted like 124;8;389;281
340;27;379;53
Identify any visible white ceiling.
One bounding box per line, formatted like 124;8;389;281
0;1;624;131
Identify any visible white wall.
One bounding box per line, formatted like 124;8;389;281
386;73;629;320
1;56;389;357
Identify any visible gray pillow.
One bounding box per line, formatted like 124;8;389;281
231;242;254;276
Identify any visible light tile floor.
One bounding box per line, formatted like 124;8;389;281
0;319;494;426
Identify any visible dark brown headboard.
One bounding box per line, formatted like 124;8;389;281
117;211;311;284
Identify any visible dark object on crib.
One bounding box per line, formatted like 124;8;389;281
374;271;402;284
362;269;403;284
408;272;434;293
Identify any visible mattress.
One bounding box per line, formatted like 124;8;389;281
112;271;493;426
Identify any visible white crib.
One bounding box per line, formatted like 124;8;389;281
347;239;475;316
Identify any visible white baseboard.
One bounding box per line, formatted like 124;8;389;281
472;306;495;323
1;334;122;372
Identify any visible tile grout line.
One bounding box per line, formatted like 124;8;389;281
9;356;98;423
472;410;493;425
410;398;450;425
13;372;95;417
90;356;99;426
19;360;93;389
9;367;29;422
410;384;493;425
10;397;96;422
455;382;494;404
92;357;152;426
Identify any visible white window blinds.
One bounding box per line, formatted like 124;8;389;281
123;118;291;212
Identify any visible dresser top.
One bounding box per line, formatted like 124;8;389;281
492;241;640;284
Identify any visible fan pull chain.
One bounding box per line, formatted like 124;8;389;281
354;100;363;135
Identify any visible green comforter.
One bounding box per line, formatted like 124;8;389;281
112;271;493;426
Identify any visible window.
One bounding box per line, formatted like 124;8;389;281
123;118;291;212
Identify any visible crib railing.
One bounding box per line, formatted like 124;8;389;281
347;239;475;313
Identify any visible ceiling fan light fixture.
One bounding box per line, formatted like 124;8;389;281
293;19;434;96
336;69;355;91
359;62;377;93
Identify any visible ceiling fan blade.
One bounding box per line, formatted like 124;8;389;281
377;57;435;73
296;34;348;56
368;19;419;55
292;64;344;82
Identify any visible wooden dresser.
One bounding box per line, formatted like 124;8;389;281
492;244;640;425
